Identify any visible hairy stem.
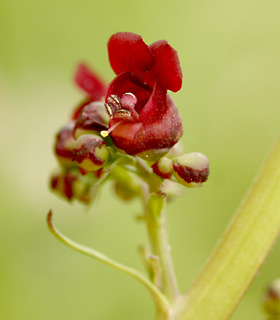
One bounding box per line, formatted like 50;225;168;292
145;193;180;304
47;210;170;314
174;138;280;320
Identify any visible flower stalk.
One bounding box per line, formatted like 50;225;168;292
145;193;180;304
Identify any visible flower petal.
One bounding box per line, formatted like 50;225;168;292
110;120;142;142
108;32;154;75
75;63;106;101
140;82;166;124
149;40;182;92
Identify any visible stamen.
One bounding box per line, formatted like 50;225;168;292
108;95;120;105
104;93;136;121
101;120;124;138
104;103;113;117
114;109;131;119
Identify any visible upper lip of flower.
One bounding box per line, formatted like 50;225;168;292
105;32;183;123
107;32;183;93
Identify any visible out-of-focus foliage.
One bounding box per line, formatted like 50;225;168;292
0;0;280;319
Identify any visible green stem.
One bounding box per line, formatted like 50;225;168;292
174;138;280;320
145;193;180;304
47;210;170;314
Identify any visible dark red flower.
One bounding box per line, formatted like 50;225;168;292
104;32;183;160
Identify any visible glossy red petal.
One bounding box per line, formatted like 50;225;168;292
140;82;166;124
149;40;182;92
110;120;142;142
74;63;106;101
108;32;154;75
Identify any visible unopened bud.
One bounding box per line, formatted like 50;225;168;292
263;279;280;317
173;152;209;187
50;170;97;204
72;134;108;171
50;171;77;201
73;101;109;139
55;122;76;167
152;157;173;179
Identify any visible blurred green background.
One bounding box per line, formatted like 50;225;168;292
1;0;280;319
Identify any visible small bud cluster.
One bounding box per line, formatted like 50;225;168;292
52;105;209;203
51;100;209;203
51;101;110;203
151;148;209;188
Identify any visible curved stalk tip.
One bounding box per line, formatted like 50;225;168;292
47;210;170;314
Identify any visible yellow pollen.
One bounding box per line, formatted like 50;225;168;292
100;120;124;138
100;130;109;138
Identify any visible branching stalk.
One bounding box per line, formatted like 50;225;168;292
47;210;170;314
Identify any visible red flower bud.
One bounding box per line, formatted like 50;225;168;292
50;170;97;203
173;152;209;187
72;134;108;171
54;122;76;167
51;171;77;200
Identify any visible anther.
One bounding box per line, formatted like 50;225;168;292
108;95;121;105
104;103;113;117
114;109;131;119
